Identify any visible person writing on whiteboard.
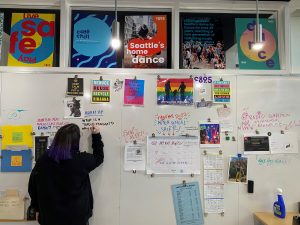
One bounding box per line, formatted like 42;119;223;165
28;123;104;225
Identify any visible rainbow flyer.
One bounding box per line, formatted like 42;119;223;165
8;13;55;67
236;18;280;70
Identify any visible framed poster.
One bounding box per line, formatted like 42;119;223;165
123;15;168;68
236;18;280;70
71;11;116;68
180;14;225;69
8;13;56;67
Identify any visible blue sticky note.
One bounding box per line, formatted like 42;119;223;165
171;182;204;225
1;149;32;172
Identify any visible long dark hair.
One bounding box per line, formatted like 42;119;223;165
47;123;80;162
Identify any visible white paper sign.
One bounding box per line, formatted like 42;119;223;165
124;143;146;171
269;132;298;154
147;136;200;174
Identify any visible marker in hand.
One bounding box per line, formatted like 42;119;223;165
91;124;100;134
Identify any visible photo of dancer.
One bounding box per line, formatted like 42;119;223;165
228;156;248;183
64;97;84;118
199;122;220;147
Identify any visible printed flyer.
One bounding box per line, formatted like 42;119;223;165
67;77;84;96
180;15;225;69
91;80;110;103
157;78;193;105
8;13;56;67
124;79;145;106
236;18;280;70
212;80;230;103
71;11;116;68
124;15;167;68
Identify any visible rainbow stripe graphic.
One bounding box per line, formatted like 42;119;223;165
157;78;193;105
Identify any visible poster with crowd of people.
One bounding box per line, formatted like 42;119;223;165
180;15;225;69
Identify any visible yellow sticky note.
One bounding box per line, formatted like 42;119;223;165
11;156;23;167
1;125;33;149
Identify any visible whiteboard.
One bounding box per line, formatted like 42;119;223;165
236;76;300;225
0;73;299;225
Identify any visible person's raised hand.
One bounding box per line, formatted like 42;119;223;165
91;125;100;134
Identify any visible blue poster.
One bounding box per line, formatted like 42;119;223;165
1;149;32;172
71;11;116;68
172;182;204;225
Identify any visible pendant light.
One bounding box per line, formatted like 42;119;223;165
111;0;121;49
252;0;263;50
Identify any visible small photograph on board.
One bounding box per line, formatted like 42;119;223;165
64;97;84;118
157;78;193;105
124;79;145;106
212;80;230;103
67;77;84;96
199;122;220;147
228;156;248;183
244;134;270;154
91;80;110;103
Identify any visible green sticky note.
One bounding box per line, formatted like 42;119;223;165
12;132;23;143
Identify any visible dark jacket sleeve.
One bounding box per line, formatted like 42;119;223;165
81;133;104;172
28;165;39;212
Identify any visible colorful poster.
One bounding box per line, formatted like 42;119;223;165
1;125;33;149
71;11;116;68
124;79;145;106
67;77;84;96
199;122;220;148
157;78;193;105
8;13;55;67
180;16;225;69
124;15;167;68
212;80;230;103
228;156;248;183
91;80;110;103
1;149;32;172
64;97;84;118
0;13;4;62
236;18;280;70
